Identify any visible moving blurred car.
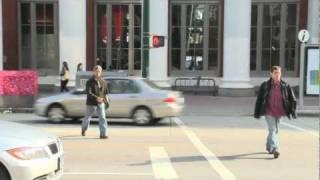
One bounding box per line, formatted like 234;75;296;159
0;120;63;180
34;77;184;125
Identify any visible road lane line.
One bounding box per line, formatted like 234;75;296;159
149;146;179;180
64;172;152;176
281;121;319;138
173;117;236;180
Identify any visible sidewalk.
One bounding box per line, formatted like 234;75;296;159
183;94;319;116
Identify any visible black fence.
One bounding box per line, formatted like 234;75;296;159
173;76;217;95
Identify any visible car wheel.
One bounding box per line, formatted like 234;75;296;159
132;107;152;125
0;164;11;180
47;105;65;123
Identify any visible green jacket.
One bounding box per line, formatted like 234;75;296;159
86;76;109;106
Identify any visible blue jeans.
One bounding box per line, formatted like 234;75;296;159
81;103;108;136
265;115;281;151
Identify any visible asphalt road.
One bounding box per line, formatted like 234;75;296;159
0;112;318;180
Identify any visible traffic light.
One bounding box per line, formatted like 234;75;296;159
149;35;165;48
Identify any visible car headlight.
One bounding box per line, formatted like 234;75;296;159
7;147;49;160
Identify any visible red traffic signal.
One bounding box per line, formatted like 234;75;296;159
150;35;165;48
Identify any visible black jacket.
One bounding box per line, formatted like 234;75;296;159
254;78;297;119
86;76;109;106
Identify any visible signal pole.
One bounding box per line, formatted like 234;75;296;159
142;0;149;78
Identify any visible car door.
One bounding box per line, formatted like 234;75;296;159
106;79;142;118
63;89;87;117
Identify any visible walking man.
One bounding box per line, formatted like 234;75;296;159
81;65;109;139
254;66;297;158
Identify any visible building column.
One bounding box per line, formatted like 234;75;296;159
0;0;3;70
308;0;319;44
59;0;86;82
218;0;254;96
148;0;170;87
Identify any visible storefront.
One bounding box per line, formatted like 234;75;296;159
1;0;318;94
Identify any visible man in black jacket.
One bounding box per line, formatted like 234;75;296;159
254;66;297;158
81;65;109;139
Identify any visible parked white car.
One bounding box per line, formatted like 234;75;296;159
34;77;185;125
0;120;63;180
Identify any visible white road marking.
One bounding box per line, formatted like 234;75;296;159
281;121;319;138
149;146;179;180
64;172;152;176
173;117;236;180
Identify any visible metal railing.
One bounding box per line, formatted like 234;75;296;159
173;76;217;95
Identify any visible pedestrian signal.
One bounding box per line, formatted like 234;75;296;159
150;35;165;48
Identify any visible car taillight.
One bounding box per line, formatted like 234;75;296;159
163;97;176;103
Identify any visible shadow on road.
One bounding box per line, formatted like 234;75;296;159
11;119;176;127
217;152;274;160
129;152;274;166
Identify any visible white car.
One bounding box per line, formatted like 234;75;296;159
0;120;63;180
35;77;185;125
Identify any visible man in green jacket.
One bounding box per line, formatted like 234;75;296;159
81;65;109;139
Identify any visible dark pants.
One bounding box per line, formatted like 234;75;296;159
60;80;69;92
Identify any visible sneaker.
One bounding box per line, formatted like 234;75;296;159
100;135;108;139
81;130;86;136
273;150;280;159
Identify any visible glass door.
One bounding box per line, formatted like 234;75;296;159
19;1;58;75
169;2;221;76
111;5;129;70
96;2;141;75
35;3;58;74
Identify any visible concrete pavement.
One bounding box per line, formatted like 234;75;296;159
0;113;318;180
0;91;318;180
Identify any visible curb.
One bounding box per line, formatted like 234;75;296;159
297;109;320;116
0;108;34;114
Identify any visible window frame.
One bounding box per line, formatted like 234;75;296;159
17;0;59;75
169;1;222;77
106;79;141;94
94;0;142;76
250;0;300;77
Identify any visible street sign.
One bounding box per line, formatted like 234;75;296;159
299;44;320;110
298;29;310;43
304;46;320;96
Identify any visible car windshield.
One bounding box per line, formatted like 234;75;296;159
142;79;163;90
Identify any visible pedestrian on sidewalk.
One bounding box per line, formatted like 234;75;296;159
81;65;110;139
60;61;70;92
254;65;297;159
77;63;84;72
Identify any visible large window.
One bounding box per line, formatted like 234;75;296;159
169;2;221;76
250;2;299;76
19;1;59;75
96;2;141;75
